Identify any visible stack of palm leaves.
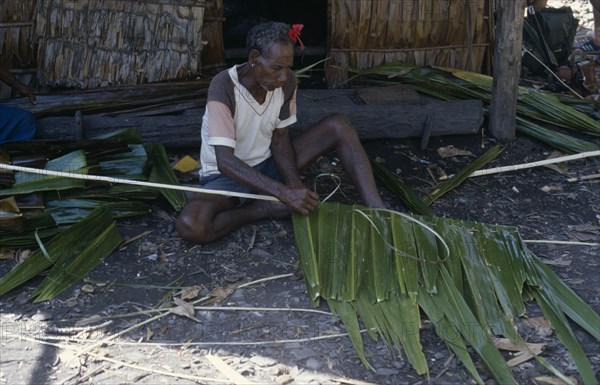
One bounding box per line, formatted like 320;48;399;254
293;202;599;384
0;128;185;302
342;63;600;154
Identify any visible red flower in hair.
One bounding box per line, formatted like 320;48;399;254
288;23;305;52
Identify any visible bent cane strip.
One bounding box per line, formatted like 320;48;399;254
0;163;279;201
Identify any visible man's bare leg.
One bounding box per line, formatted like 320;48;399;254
176;193;289;244
176;113;383;244
292;113;385;208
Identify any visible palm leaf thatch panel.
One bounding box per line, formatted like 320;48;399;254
327;0;493;87
34;0;208;88
0;0;36;98
201;0;225;71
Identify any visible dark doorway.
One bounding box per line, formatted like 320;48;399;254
222;0;328;88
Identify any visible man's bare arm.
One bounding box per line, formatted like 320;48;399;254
0;65;36;105
270;127;304;188
214;145;318;214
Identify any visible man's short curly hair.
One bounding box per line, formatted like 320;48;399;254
246;22;291;56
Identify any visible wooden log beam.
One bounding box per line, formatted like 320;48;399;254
294;90;483;140
35;89;483;148
489;0;525;142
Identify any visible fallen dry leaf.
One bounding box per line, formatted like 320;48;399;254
542;255;572;267
436;145;473;158
204;283;240;305
543;151;569;175
180;285;204;300
522;316;554;337
565;231;598;242
0;248;14;260
494;338;544;367
15;249;32;265
146;326;154;341
169;297;200;322
534;375;578;385
541;185;563;193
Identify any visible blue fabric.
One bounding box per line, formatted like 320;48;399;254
200;157;283;205
0;106;36;143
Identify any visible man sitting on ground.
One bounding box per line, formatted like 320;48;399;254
176;22;385;244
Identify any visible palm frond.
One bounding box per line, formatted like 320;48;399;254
425;145;504;205
340;63;600;153
292;203;599;384
145;142;186;211
0;208;120;297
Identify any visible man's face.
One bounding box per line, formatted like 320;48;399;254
254;42;294;92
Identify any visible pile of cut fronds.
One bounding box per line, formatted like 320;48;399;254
342;63;600;154
0;128;185;302
293;203;599;384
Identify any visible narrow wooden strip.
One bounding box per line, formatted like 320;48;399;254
0;163;278;202
205;354;255;385
468;150;600;177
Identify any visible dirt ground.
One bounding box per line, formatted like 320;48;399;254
1;130;599;385
2;2;600;384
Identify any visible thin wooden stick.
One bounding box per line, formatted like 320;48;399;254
468;150;600;177
0;163;278;201
521;47;583;99
567;173;600;182
524;240;599;247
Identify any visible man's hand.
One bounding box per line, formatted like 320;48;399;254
278;185;319;215
0;66;37;105
13;82;37;105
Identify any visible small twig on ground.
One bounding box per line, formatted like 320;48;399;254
45;320;113;335
118;230;153;249
68;273;297;357
41;330;369;348
192;305;332;316
237;273;295;289
567;173;600;182
73;364;106;384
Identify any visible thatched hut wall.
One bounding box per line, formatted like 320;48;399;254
0;0;37;98
201;0;225;73
35;0;208;88
327;0;493;87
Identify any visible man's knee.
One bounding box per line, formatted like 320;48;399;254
176;212;212;244
325;113;359;144
321;113;358;141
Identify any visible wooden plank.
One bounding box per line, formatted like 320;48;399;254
34;89;483;148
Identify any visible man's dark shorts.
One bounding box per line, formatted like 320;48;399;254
200;157;283;205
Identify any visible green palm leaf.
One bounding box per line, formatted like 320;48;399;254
293;203;599;384
341;63;600;153
31;218;123;302
0;208;119;297
0;150;87;197
145;142;186;211
425;145;504;205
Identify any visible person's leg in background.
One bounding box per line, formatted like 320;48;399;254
0;106;36;143
579;0;600;52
